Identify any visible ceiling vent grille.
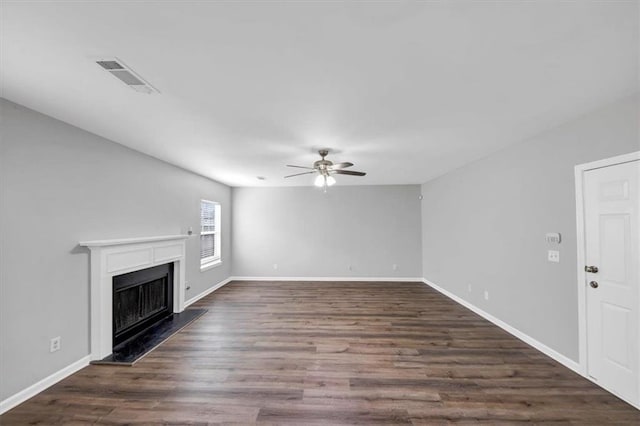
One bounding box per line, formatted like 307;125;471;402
96;58;159;94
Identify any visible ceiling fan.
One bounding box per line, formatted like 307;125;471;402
285;149;366;188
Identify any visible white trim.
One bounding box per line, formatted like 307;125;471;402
200;259;223;272
200;200;221;268
0;355;90;415
230;276;424;282
185;276;234;307
79;234;188;248
422;278;581;374
574;164;589;376
574;151;640;409
574;151;640;173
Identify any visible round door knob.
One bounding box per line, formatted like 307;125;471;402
590;281;599;289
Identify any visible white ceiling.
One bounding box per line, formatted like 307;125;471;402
1;1;638;187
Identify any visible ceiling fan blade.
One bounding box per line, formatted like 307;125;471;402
284;171;317;178
328;162;354;170
286;164;315;170
332;170;366;176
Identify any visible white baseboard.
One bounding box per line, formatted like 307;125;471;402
230;276;423;282
184;276;233;307
0;355;90;415
0;277;590;416
1;277;233;415
422;278;581;374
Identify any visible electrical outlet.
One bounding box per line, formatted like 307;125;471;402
392;264;398;271
548;250;560;263
273;263;278;270
50;336;61;353
484;291;489;301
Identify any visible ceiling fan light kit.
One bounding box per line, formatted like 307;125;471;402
314;174;336;188
286;149;366;189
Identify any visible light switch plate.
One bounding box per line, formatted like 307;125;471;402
545;232;561;244
548;250;560;263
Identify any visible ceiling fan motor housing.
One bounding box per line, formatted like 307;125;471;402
314;149;332;171
313;159;333;171
284;149;366;180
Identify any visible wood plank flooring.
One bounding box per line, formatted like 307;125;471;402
2;280;639;424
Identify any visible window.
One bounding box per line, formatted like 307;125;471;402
200;200;221;269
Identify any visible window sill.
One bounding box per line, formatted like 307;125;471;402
200;259;222;272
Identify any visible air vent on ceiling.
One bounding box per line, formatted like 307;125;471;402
96;60;124;70
96;58;159;94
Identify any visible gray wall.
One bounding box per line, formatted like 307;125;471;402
3;92;636;403
232;185;422;278
421;94;639;361
0;99;232;400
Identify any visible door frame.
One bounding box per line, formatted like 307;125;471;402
574;150;640;407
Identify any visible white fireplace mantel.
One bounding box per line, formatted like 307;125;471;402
79;235;189;360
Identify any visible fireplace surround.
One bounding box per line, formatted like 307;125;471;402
79;235;189;360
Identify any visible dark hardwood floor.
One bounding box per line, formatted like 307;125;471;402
2;281;639;424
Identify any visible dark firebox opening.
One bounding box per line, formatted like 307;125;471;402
112;263;174;347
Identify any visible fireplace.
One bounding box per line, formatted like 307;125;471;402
112;263;173;347
79;235;189;360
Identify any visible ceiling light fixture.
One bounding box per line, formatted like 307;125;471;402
285;149;366;191
314;173;336;188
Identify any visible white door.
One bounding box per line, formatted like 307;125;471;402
584;159;639;405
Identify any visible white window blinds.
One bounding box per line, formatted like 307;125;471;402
200;200;220;266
